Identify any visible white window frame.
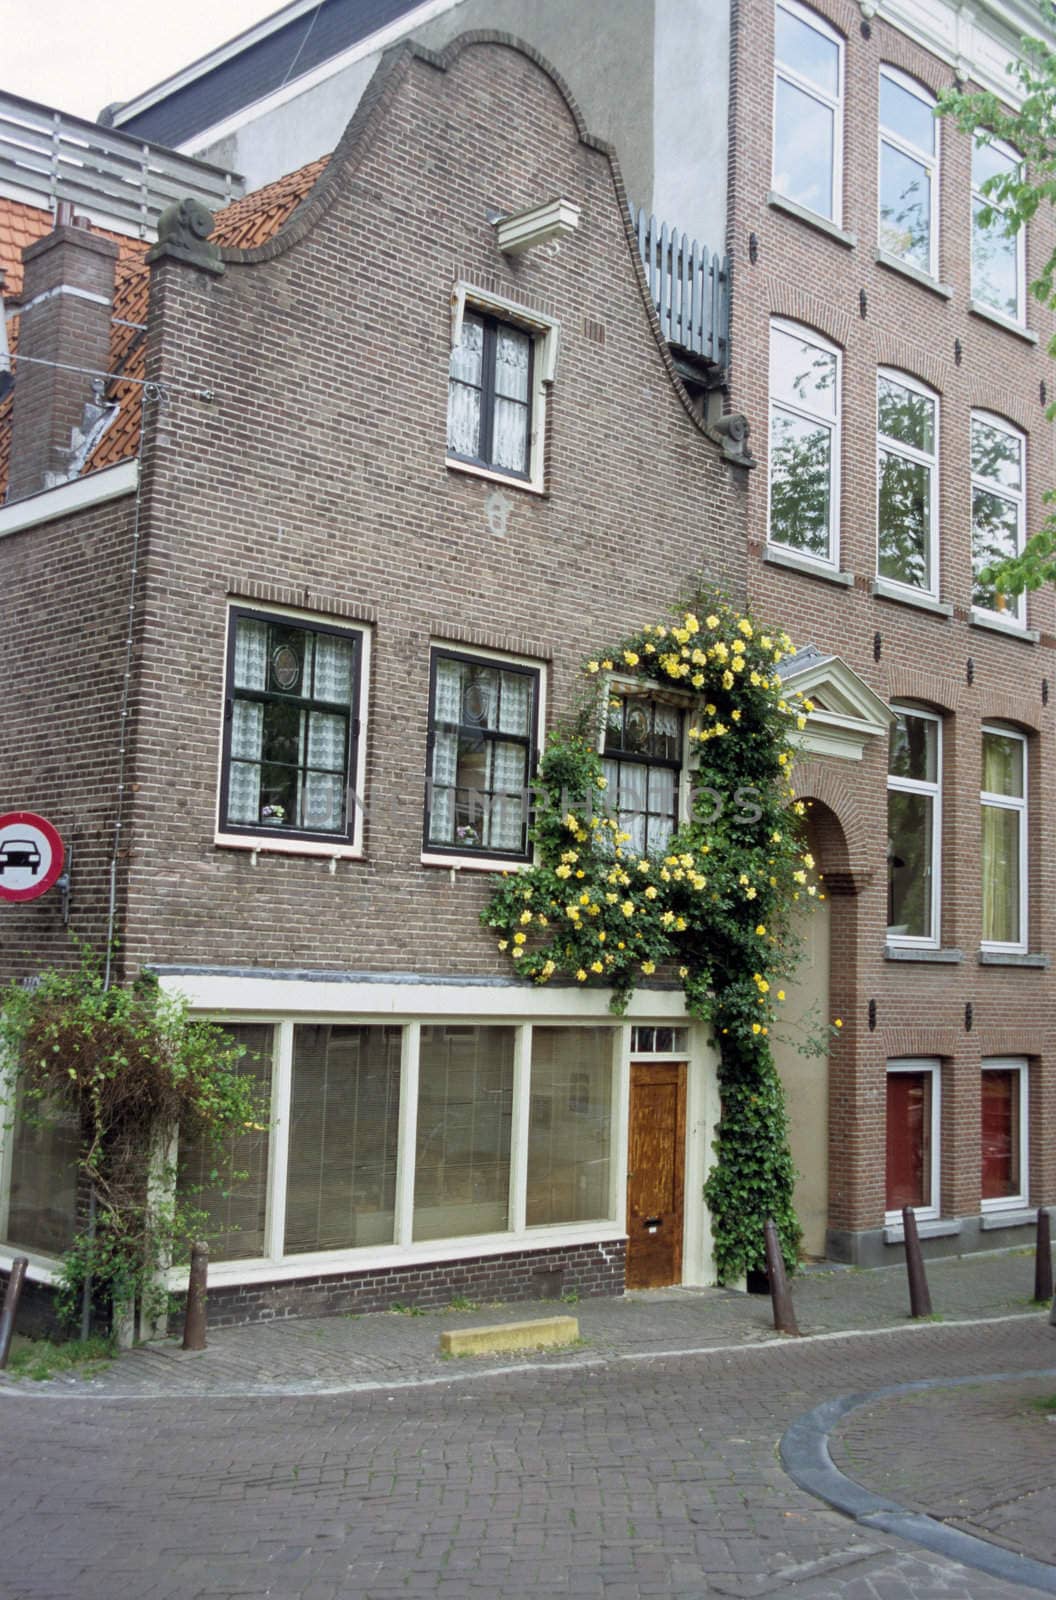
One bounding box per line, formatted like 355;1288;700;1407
772;0;844;225
885;1058;941;1225
876;370;940;598
421;639;546;871
886;704;942;949
980;1057;1029;1213
980;723;1028;955
767;317;842;570
971;411;1027;627
878;66;939;278
214;600;371;860
971;138;1026;326
161;1014;634;1280
446;282;560;495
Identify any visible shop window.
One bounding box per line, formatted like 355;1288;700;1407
413;1025;515;1241
527;1028;614;1227
177;1024;273;1263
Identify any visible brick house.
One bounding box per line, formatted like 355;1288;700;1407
2;0;1054;1320
0;37;766;1323
107;0;1056;1270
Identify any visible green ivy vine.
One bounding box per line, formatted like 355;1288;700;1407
481;594;827;1282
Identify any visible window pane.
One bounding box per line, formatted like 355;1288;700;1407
774;77;835;218
771;326;837;413
770;408;832;556
494;326;530;402
982;731;1024;797
776;5;839;94
878;377;934;453
4;1085;79;1256
449;314;484;385
888;789;934;938
492;396;529;473
971;419;1022;491
972;200;1019;318
880;74;935;154
878;450;931;589
981;802;1021;944
527;1028;613;1227
284;1025;402;1254
413;1026;514;1241
972;488;1020;608
974;141;1017;191
177;1025;272;1263
879;143;931;268
982;1070;1021;1200
889;711;937;783
886;1071;932;1210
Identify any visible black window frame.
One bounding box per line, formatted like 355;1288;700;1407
424;647;541;864
602;695;685;854
446;310;535;482
219;606;363;845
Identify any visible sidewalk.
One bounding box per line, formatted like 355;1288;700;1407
3;1243;1050;1400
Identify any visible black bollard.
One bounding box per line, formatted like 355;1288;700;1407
902;1206;933;1318
181;1241;209;1352
764;1217;801;1336
0;1256;29;1370
1035;1208;1053;1305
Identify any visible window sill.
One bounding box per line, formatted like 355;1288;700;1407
445;458;545;496
874;249;953;299
969;300;1038;344
884;944;963;963
883;1215;958;1244
871;578;953;617
969;609;1038;643
215;833;363;860
421;852;528;873
978;950;1048;968
980;1206;1036;1229
766;191;856;248
764;544;853;586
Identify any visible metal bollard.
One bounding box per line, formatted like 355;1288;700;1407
764;1217;801;1336
902;1206;933;1318
1034;1208;1053;1305
181;1241;209;1352
0;1256;29;1370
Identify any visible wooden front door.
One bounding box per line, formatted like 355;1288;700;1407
626;1061;687;1289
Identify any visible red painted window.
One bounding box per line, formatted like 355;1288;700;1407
886;1070;932;1211
982;1069;1021;1201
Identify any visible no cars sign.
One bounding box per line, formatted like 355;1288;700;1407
0;812;65;903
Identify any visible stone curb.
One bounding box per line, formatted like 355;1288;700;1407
780;1367;1056;1597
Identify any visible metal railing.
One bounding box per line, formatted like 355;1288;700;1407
630;204;730;370
0;90;243;238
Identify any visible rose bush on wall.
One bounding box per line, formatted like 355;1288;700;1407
482;594;825;1282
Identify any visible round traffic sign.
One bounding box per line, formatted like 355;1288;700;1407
0;812;65;903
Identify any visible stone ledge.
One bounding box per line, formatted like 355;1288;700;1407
884;945;964;963
764;545;853;586
440;1315;579;1356
767;191;856;247
883;1218;963;1245
980;1208;1037;1231
977;951;1049;968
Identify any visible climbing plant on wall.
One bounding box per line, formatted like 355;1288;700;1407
481;594;824;1282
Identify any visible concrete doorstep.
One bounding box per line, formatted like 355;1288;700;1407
439;1314;580;1357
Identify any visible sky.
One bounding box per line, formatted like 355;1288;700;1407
6;0;288;122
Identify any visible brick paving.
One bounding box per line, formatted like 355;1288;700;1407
0;1251;1054;1598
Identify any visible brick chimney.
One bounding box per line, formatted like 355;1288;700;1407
6;206;119;503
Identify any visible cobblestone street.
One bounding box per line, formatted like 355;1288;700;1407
2;1277;1054;1599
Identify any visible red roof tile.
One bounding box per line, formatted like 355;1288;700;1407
1;157;329;495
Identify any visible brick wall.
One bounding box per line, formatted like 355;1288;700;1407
727;0;1056;1243
112;36;748;979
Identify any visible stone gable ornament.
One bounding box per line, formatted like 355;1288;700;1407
147;199;224;275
